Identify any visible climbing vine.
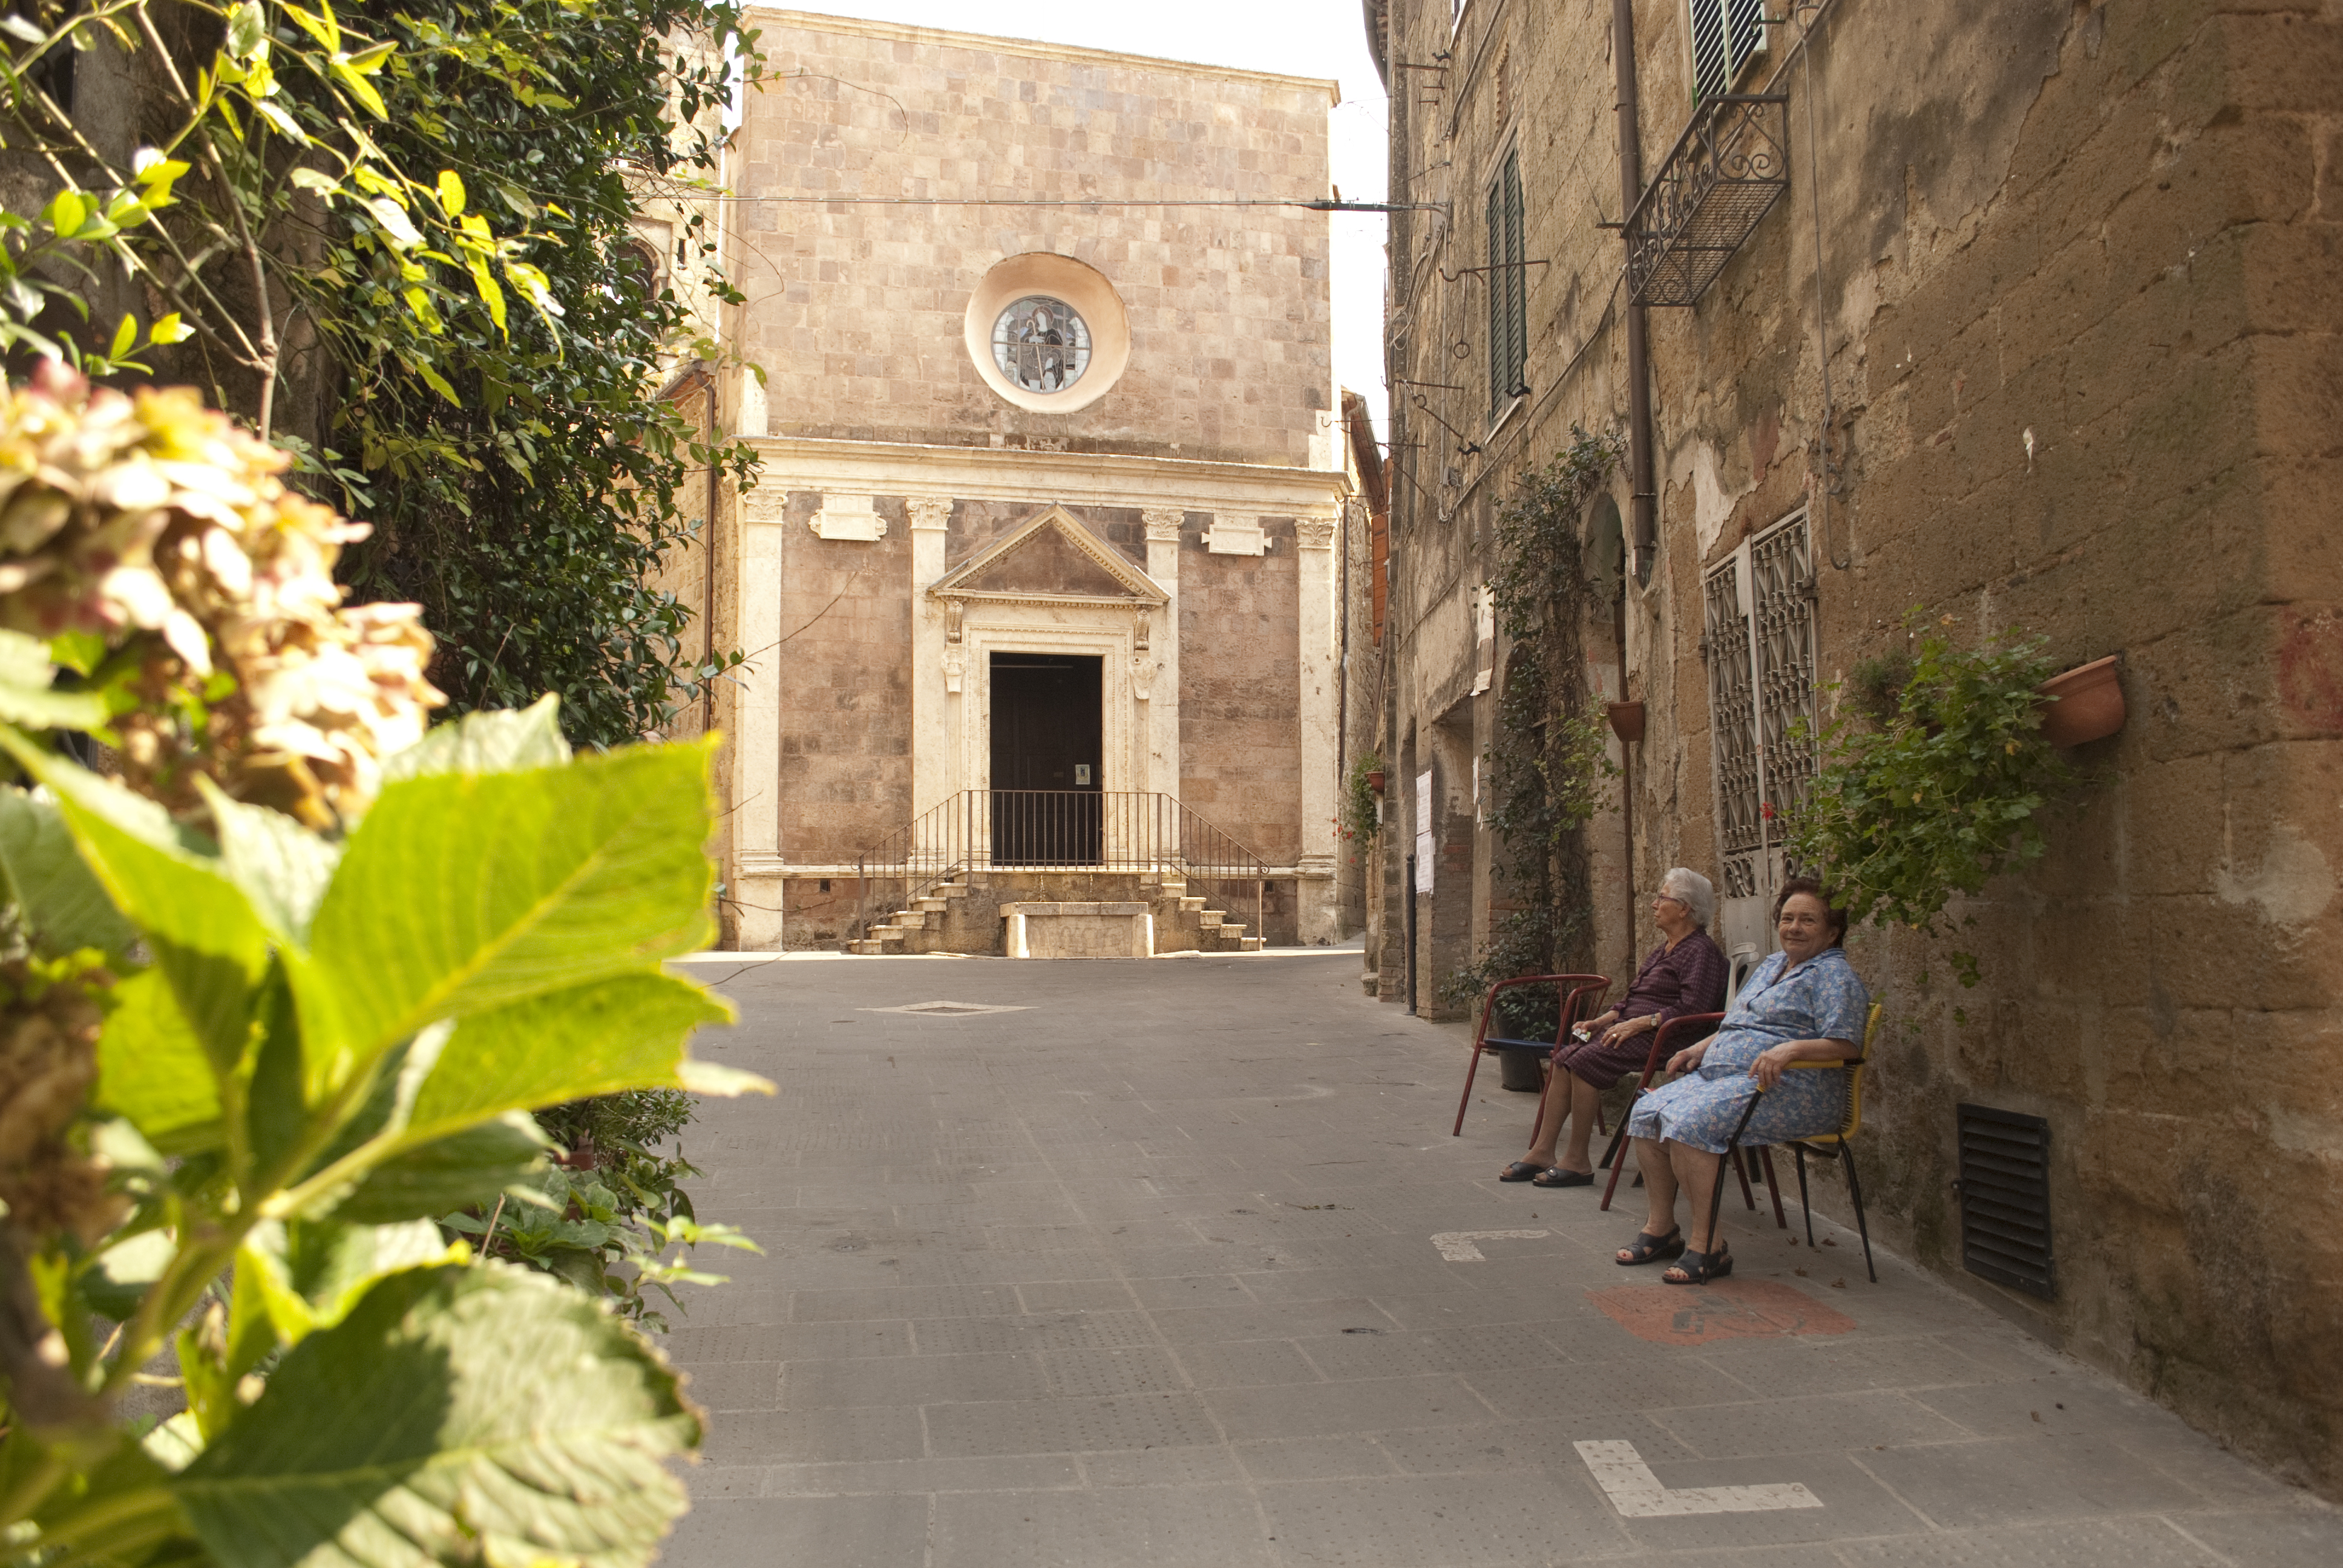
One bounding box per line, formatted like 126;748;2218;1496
1440;428;1624;1017
1343;749;1383;846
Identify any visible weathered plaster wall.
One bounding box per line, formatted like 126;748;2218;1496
735;8;1337;466
1372;0;2343;1494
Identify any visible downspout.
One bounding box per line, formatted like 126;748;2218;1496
703;379;719;737
1612;0;1657;583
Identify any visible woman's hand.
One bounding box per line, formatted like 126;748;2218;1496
1665;1041;1706;1074
1599;1012;1649;1048
1752;1044;1802;1089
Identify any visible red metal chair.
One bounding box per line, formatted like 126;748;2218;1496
1593;1011;1788;1230
1452;974;1611;1137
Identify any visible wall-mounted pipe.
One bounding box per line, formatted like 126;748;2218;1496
1612;0;1657;583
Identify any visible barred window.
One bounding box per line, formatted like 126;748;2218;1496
1689;0;1768;102
991;296;1091;393
1484;149;1525;416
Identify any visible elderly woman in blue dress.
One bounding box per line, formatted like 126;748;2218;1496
1615;877;1870;1285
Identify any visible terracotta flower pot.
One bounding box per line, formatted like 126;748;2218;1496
1366;769;1386;794
1605;701;1647;744
2037;655;2125;746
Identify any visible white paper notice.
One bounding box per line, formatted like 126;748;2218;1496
1414;770;1435;893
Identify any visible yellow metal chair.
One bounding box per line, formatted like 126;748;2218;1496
1708;1002;1884;1283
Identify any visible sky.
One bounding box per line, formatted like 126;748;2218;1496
751;1;1392;439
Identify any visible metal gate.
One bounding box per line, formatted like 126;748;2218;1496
1700;511;1819;992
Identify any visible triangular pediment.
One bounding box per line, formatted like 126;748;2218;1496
929;505;1167;607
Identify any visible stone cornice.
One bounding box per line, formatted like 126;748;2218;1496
752;9;1342;103
746;437;1351;517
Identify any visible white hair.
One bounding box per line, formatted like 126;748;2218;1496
1660;867;1716;929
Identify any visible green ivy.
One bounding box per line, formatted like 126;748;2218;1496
1783;613;2075;987
1343;749;1383;846
1440;429;1623;1013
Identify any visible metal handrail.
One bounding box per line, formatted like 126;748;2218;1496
851;791;1272;941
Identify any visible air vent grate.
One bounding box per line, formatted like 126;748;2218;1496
1956;1103;2054;1299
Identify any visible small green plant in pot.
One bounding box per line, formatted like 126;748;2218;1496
1783;613;2074;989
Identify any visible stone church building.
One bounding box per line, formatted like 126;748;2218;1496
686;10;1354;952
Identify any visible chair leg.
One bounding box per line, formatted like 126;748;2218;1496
1757;1146;1787;1230
1794;1145;1816;1248
1452;1046;1484;1137
1729;1146;1757;1212
1840;1143;1878;1284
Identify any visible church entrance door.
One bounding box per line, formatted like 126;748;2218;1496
989;653;1104;864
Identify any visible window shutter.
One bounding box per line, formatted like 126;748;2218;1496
1487;151;1526;416
1690;0;1767;102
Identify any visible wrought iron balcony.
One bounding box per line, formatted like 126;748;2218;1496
1624;93;1791;307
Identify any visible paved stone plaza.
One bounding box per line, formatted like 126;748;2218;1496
655;950;2342;1567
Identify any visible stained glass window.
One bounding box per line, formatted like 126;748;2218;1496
992;296;1091;393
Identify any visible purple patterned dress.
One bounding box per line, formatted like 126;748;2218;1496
1552;929;1728;1090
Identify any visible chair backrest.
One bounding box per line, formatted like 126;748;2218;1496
1838;1002;1884;1140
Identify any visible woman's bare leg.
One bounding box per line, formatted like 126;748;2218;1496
1556;1075;1604;1173
1670;1145;1726;1252
1519;1065;1572;1167
1634;1136;1676;1236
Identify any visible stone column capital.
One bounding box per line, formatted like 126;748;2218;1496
1294;514;1339;550
1142;506;1185;543
907;496;953;532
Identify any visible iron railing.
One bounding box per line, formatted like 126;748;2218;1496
1624;93;1790;307
851;791;1271;941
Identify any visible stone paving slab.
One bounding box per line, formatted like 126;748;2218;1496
654;950;2343;1566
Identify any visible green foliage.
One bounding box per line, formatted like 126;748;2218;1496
1444;430;1624;1007
0;703;773;1566
1;1;762;749
1782;613;2075;986
463;1088;758;1331
1342;750;1382;846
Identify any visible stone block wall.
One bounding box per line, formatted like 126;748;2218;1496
1370;0;2343;1495
1179;516;1304;866
735;8;1336;466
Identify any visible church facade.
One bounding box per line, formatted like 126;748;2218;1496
694;10;1354;950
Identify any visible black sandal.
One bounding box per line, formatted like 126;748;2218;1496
1498;1161;1543;1182
1663;1244;1734;1285
1615;1227;1685;1266
1532;1166;1593;1187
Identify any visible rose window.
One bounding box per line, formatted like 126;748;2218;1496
991;296;1091;393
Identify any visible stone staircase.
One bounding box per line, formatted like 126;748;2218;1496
847;871;1263;956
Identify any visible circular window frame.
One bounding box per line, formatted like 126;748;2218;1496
963;253;1130;414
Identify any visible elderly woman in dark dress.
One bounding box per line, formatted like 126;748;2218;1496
1615;877;1870;1285
1499;867;1728;1188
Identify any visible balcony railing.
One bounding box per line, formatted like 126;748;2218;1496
1624;93;1791;308
850;790;1271;941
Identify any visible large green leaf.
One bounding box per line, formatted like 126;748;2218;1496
0;785;137;957
237;1218;463;1351
401;972;735;1148
378;693;571;783
94;969;223;1155
174;1264;698;1568
332;1113;551;1224
0;729;267;1072
200;779;341;946
296;739;717;1079
0;628;108;731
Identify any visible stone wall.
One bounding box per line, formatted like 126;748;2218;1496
735;8;1337;467
1179;517;1304;866
1371;0;2343;1495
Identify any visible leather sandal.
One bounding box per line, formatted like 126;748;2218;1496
1498;1161;1544;1182
1532;1166;1594;1187
1615;1227;1685;1266
1663;1244;1734;1285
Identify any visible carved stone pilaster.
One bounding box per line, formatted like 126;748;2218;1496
942;644;966;694
1294;514;1338;550
1130;652;1154;702
908;496;952;532
1142;506;1184;543
944;599;965;644
1133;606;1151;651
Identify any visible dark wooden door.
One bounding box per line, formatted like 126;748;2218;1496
989;654;1103;864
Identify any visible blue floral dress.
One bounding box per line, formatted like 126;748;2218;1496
1624;947;1870;1154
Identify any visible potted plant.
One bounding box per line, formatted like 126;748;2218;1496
1784;615;2074;988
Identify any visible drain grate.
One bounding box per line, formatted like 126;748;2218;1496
1956;1103;2055;1299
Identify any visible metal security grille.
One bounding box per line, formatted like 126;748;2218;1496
1752;518;1819;830
1485;151;1526;415
1702;557;1761;898
1690;0;1768;101
1957;1104;2056;1298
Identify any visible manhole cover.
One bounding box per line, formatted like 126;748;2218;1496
860;1000;1032;1017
